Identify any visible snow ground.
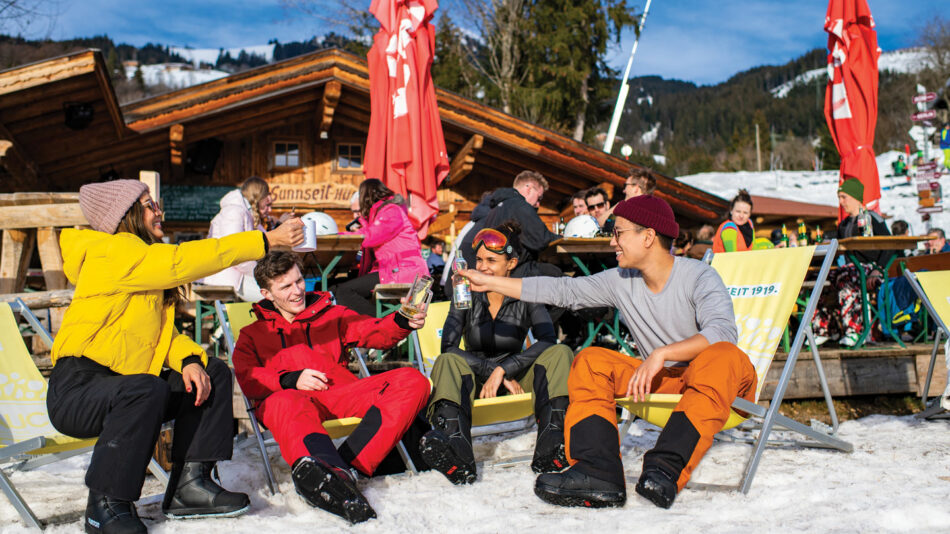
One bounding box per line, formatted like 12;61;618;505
2;415;948;533
677;150;950;236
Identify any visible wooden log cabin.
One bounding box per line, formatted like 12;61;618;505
0;47;727;245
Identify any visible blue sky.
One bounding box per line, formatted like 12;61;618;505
21;0;947;85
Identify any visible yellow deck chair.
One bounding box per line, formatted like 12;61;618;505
411;300;535;430
617;243;852;493
1;299;168;530
902;269;950;418
214;301;417;494
0;299;95;529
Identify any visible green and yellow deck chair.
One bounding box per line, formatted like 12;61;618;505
410;300;536;433
214;301;417;495
902;269;950;419
617;242;852;493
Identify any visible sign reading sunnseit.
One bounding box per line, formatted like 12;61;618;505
270;183;358;208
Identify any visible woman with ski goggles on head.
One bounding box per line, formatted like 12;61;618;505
418;220;574;485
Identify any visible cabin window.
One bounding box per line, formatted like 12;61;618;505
337;143;363;170
273;141;300;168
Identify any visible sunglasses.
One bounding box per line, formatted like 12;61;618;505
141;199;161;213
472;228;513;255
587;201;607;210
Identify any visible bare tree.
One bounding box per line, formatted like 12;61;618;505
458;0;530;115
0;0;59;36
919;16;950;92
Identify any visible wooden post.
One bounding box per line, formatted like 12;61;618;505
36;227;66;290
169;124;185;182
0;229;36;294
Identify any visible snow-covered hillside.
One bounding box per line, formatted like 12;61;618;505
170;44;276;68
126;63;229;89
678;149;950;237
771;47;932;99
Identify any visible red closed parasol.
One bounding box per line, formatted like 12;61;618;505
824;0;881;218
365;0;450;238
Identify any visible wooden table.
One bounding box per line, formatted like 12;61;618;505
833;236;929;348
544;237;615;276
301;234;363;291
544;237;633;355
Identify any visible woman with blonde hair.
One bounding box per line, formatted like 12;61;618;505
47;179;302;533
202;176;275;301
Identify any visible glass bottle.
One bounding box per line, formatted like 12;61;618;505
452;257;472;309
816;224;824;243
858;208;873;237
781;224;789;247
798;222;808;246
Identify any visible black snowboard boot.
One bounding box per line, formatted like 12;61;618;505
292;456;376;524
419;400;476;485
84;490;146;534
162;461;250;519
531;396;569;474
635;464;678;509
534;464;627;508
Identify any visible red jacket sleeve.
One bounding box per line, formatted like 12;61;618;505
338;307;412;350
232;325;284;401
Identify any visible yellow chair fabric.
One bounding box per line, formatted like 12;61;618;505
414;301;535;427
618;246;817;430
915;271;950;326
0;303;94;455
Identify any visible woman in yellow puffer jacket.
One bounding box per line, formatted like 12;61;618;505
46;179;302;534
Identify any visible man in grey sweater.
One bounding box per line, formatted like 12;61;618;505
461;195;756;509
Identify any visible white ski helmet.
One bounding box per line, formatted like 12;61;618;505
300;211;338;235
563;214;600;238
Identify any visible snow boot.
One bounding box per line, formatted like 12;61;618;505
634;464;678;509
531;396;569;474
291;456;376;524
162;461;250;519
419;400;476;485
84;490;146;534
534;464;626;508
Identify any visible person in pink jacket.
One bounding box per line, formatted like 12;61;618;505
332;179;428;315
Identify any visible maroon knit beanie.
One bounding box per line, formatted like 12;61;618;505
79;179;149;234
612;195;679;239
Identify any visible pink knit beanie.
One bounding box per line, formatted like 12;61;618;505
79;179;149;234
612;195;680;239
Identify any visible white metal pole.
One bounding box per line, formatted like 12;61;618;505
603;0;653;155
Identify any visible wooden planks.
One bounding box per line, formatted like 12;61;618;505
758;344;948;401
445;134;483;187
0;203;87;229
0;229;35;293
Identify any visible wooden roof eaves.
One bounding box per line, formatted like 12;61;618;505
123;51;369;129
90;52;129;140
0;49;97;96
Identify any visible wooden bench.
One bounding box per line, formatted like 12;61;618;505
888;252;950;278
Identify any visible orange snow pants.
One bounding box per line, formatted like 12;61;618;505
564;343;756;491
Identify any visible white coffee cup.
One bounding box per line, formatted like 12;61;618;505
293;218;317;252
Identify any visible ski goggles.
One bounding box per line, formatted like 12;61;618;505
472;228;514;255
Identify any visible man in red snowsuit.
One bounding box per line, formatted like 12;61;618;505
232;251;430;523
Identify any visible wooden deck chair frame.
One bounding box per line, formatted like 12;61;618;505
902;269;950;419
213;301;417;496
617;242;852;494
0;299;166;530
410;300;538;442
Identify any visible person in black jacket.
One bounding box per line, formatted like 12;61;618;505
813;177;894;347
419;221;574;485
459;170;560;274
